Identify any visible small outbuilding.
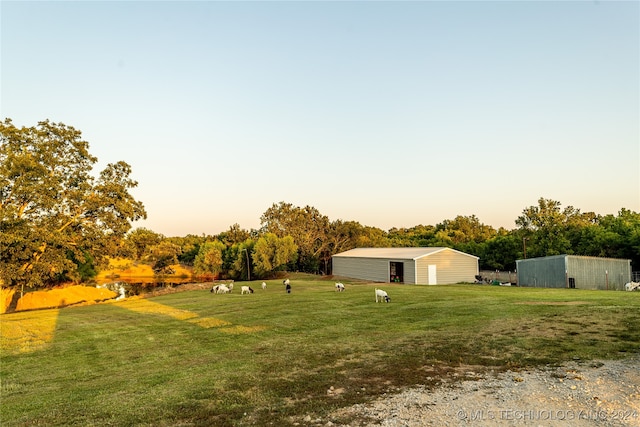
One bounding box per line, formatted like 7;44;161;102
516;255;631;291
332;247;479;285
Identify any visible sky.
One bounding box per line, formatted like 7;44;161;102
2;0;639;237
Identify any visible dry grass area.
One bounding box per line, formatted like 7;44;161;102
117;298;200;320
0;285;117;314
95;257;195;281
1;287;15;314
516;301;591;305
0;284;265;356
1;257;202;315
15;286;117;311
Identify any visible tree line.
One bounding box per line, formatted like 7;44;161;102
2;119;639;289
124;200;640;281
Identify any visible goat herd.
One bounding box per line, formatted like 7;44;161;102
626;281;640;292
210;279;392;303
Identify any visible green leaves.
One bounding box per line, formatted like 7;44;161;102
252;233;297;275
0;119;146;289
193;241;226;276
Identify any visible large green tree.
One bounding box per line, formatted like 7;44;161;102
260;202;330;272
217;223;252;245
126;227;164;260
596;209;640;268
193;240;226;277
435;215;497;245
147;241;182;274
515;198;578;257
252;233;297;276
0;119;146;289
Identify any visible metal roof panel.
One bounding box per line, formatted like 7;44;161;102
332;247;478;260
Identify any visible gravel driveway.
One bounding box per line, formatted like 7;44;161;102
317;354;640;427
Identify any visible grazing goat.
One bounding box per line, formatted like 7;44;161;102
211;283;232;294
216;284;230;294
261;282;267;290
285;283;291;293
375;288;390;303
335;282;345;292
283;278;290;286
241;286;254;294
625;281;640;291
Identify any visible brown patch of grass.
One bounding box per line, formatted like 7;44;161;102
187;317;232;328
116;299;199;320
219;325;268;334
516;301;591;305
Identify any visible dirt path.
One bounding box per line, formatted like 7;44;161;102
324;354;640;427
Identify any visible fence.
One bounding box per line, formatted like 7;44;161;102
478;270;517;284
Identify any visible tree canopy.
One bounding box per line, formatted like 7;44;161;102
252;233;297;276
102;199;640;281
2;119;638;287
0;119;146;288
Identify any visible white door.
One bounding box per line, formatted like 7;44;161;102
428;265;437;285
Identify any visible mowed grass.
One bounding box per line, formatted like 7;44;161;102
1;276;639;426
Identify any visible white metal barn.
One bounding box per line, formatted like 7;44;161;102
332;247;479;285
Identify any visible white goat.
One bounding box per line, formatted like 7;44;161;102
283;278;290;286
217;284;230;294
228;283;234;293
241;286;254;294
335;282;345;292
625;281;640;291
261;282;267;290
375;288;390;303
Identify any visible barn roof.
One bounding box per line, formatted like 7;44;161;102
332;247;479;260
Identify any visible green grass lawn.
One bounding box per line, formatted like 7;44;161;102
2;275;639;426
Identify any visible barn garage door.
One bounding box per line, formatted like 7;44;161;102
390;261;403;283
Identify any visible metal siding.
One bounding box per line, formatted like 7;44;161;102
333;247;478;284
566;256;631;290
404;260;416;284
415;248;478;284
516;255;632;290
516;256;567;288
416;259;430;284
332;257;389;283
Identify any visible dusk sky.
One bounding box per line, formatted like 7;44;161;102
2;1;638;236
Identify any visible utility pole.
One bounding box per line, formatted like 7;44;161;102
243;249;251;281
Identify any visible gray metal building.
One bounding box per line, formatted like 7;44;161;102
516;255;631;290
332;247;479;285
